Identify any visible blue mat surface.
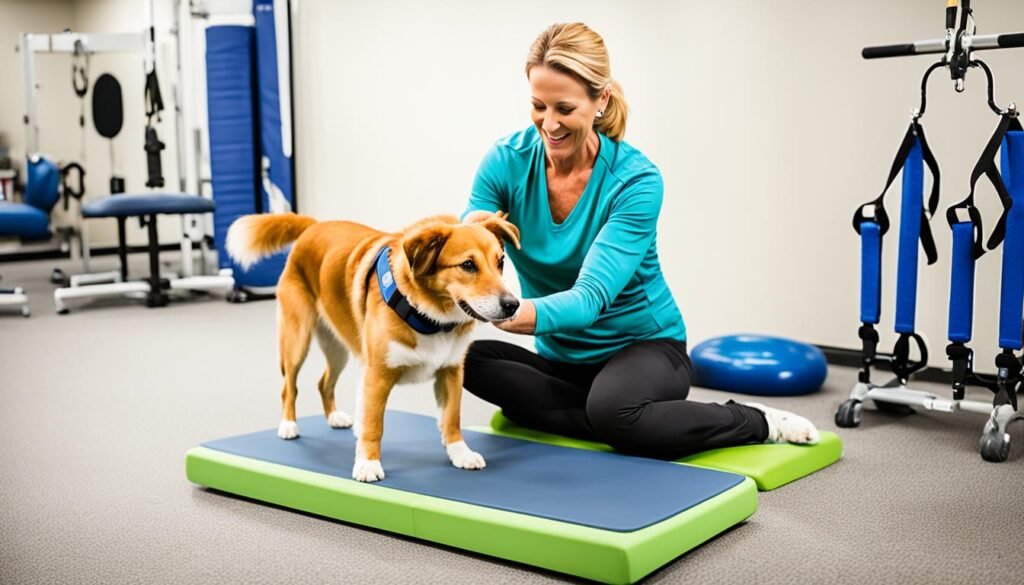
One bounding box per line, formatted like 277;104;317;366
202;411;745;532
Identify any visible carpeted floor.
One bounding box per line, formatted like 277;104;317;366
1;255;1022;584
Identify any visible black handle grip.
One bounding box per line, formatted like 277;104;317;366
145;127;165;189
998;32;1024;48
862;44;916;59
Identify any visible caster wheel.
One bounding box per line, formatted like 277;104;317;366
835;399;863;428
980;430;1010;463
21;307;31;318
51;268;67;285
874;400;916;416
57;308;69;315
227;290;248;303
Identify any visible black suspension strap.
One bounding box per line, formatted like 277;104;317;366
70;39;89;204
852;119;940;385
144;25;165;189
944;112;1021;403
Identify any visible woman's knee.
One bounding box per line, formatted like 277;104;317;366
585;385;647;451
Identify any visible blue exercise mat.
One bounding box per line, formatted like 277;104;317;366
201;410;745;533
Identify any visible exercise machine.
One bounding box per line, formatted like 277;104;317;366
838;0;1024;462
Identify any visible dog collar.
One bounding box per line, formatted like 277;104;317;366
374;246;458;335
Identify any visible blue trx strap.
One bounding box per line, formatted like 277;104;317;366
854;122;939;383
373;246;457;335
997;122;1024;351
994;119;1024;409
944;114;1022;403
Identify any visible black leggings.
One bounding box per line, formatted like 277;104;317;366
463;338;769;459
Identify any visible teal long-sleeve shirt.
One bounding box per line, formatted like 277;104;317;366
463;126;686;363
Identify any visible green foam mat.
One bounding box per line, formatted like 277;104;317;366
187;440;757;584
478;411;842;491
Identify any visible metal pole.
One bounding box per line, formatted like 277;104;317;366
21;33;39;155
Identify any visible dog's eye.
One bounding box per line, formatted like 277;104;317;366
497;257;505;271
460;260;477;273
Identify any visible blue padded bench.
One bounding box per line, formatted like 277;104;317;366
81;193;215;308
0;202;51;239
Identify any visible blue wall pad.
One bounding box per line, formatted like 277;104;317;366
254;0;294;213
206;25;259;273
206;24;287;289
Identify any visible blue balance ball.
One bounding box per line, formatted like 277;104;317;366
691;334;827;396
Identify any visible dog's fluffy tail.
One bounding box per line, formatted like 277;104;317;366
226;213;317;270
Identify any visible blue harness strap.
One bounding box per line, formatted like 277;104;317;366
998;128;1024;351
852;123;939;383
948;221;977;344
374;246;457;335
944;114;1021;402
894;139;925;334
860;222;882;325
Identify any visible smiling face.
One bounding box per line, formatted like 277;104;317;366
528;65;609;164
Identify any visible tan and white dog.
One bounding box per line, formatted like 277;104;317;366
226;212;521;482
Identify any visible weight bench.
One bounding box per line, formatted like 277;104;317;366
54;193;233;313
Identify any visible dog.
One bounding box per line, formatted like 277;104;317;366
226;212;521;482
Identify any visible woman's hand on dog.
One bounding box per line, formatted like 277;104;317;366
493;299;536;335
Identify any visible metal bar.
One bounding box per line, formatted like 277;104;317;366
22;34;39;154
25;32;146;54
864;32;1023;59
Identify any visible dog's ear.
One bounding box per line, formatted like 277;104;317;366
402;223;452;276
479;211;521;250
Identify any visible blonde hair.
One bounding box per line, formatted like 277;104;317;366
526;22;628;141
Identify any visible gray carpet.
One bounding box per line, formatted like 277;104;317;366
1;255;1022;584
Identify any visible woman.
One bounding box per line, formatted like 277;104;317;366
462;22;818;459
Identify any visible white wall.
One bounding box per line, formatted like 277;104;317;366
291;0;1024;370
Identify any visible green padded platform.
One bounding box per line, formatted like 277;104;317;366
187;413;759;584
477;411;843;491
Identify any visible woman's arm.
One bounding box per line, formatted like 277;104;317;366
493;300;536;334
530;172;664;336
461;145;509;221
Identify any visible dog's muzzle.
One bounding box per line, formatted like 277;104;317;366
458;295;520;322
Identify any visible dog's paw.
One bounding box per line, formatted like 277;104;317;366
277;420;300;440
327;410;353;429
352;459;385;482
446;441;486;470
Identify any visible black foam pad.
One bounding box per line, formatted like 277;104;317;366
92;73;123;139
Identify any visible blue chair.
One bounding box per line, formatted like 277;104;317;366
0;156;65;318
0;156;61;241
